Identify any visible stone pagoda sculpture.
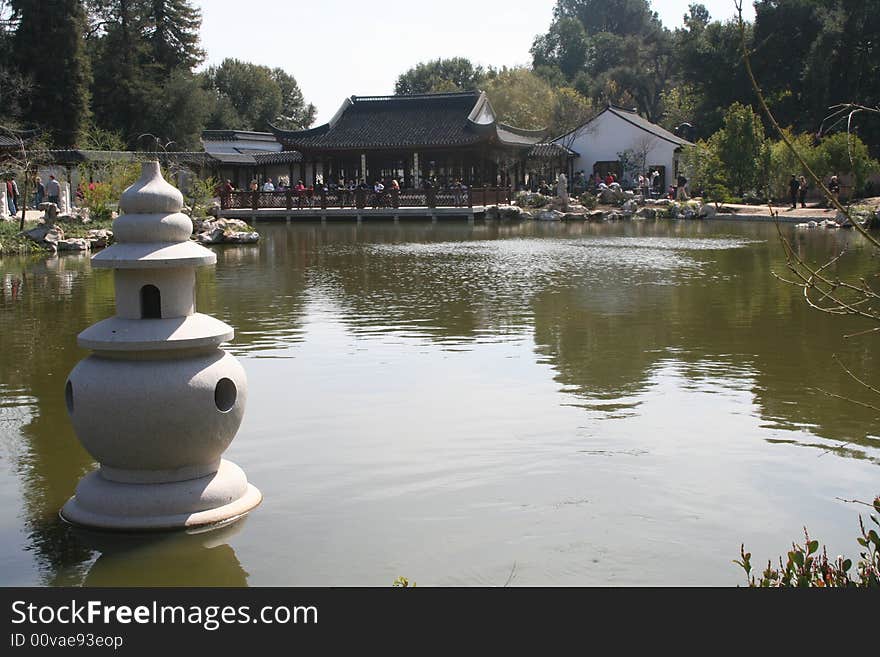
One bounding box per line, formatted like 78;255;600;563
61;161;261;530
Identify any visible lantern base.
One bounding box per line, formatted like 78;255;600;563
60;459;262;531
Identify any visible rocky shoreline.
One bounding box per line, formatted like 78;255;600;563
1;203;259;256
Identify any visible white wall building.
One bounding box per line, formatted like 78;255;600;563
553;105;692;193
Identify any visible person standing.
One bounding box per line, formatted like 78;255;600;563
47;174;61;206
675;174;689;201
451;178;463;207
797;175;808;208
6;177;16;215
788;174;799;209
828;175;840;206
33;176;45;208
373;179;385;208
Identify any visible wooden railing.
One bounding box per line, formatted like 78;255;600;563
219;187;512;211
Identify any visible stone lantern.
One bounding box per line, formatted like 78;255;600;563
61;161;261;530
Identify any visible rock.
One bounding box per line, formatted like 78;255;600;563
536;209;564;222
549;197;568;211
520;211;534;220
621;200;638;214
605;211;625;221
86;229;112;249
24;223;65;252
57;238;91;251
38;202;60;225
224;231;259;244
698;204;717;219
496;204;525;220
195;227;226;244
652;198;671;206
682;207;696;219
823;220;839;229
586;210;606;222
636;207;657;219
561;212;585;221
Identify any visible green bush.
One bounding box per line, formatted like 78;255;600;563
514;191;549;208
187;176;220;218
82;182;114;222
579;192;598;209
816;132;878;196
736;497;880;587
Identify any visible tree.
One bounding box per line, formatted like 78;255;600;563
87;0;159;145
481;68;555;130
530;17;589;81
714;102;765;196
0;1;32;127
12;0;91;147
153;70;213;150
144;0;204;75
394;57;486;95
548;87;595;139
270;68;316;131
551;0;661;37
670;8;754;137
532;0;672;121
204;59;314;132
659;84;700;132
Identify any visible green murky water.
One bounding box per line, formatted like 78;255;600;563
1;219;878;585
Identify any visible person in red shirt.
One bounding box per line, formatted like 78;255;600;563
294;180;306;209
604;172;614;185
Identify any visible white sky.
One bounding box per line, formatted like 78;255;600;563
196;0;754;124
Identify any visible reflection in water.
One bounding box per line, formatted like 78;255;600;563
71;520;249;587
1;219;878;585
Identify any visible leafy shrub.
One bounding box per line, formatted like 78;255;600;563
735;496;880;587
514;191;549;208
701;183;731;206
579;192;598;209
187;176;220;218
81;182;114;222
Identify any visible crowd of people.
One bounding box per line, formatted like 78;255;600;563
217;174;473;209
3;173;65;215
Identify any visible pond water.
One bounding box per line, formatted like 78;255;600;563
0;219;878;586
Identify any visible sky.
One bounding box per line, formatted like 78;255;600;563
196;0;755;124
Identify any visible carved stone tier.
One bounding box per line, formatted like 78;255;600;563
61;161;261;531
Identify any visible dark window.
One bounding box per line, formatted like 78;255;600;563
140;284;161;319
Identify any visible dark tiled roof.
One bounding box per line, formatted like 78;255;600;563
496;123;545;147
0;128;41;149
272;92;493;150
209;152;256;165
44;149;300;168
253;151;302;164
201;130;277;143
529;143;578;159
48;150;216;166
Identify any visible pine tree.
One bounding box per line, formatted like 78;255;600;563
12;0;91;147
146;0;204;75
88;0;158;146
